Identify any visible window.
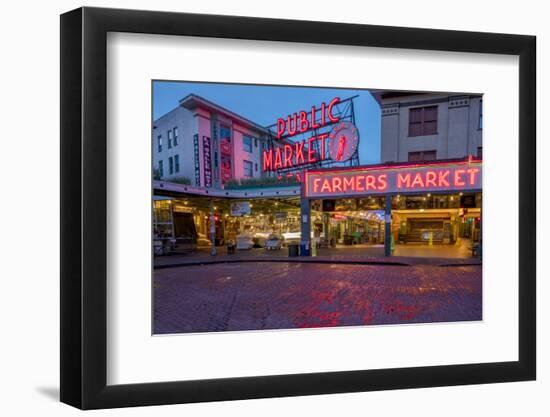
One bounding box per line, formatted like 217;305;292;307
408;150;437;162
243;160;253;177
478;100;483;129
168;156;174;175
477;147;483;159
254;138;258;147
158;160;164;177
423;150;437;161
173;126;178;146
157;135;162;152
409;106;438;136
243;135;253;153
167;130;173;148
174;154;180;173
255;163;258;172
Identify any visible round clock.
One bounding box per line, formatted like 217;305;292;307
328;121;359;162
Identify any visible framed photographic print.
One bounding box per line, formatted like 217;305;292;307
60;6;536;409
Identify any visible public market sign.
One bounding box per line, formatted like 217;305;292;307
304;160;482;198
263;97;359;171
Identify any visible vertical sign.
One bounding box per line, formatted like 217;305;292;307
193;134;200;186
211;122;220;186
203;136;213;188
220;125;232;184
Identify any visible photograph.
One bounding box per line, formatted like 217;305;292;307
0;0;542;413
152;82;483;334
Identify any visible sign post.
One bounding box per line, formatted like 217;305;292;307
300;192;311;257
384;194;392;257
210;202;216;257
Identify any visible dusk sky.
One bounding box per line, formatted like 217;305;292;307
153;81;382;164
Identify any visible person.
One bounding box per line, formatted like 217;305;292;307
226;239;236;255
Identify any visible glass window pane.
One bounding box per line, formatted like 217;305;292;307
424;106;438;121
408;152;421;162
243;136;253;152
409;123;422;136
243;160;253;177
423;150;437;161
409;108;422;123
423;121;437;135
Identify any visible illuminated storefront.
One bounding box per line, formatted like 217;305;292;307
153;157;481;257
153;93;482;259
302;158;482;256
153;182;304;254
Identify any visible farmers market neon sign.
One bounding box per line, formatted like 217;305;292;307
304;160;482;197
263;97;359;171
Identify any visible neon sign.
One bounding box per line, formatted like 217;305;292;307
275;97;341;139
305;161;482;198
263;97;360;172
263;134;329;171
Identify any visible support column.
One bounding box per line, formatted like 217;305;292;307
300;195;311;256
210;202;217;257
384;194;392;257
478;195;482;259
323;212;330;247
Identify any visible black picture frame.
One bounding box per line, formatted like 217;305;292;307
60;6;536;409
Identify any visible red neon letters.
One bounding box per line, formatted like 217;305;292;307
308;167;481;197
264;98;340;172
263;136;329;171
276;97;341;139
312;174;388;194
396;168;479;189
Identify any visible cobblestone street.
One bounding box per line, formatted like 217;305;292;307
154;262;482;334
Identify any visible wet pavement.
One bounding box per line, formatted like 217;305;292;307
154;240;481;268
154;262;482;334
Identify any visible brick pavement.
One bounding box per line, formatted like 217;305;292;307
153;262;482;334
154;245;481;268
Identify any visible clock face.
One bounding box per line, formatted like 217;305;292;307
328;121;359;162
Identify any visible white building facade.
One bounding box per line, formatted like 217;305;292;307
153;94;271;188
373;92;483;163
